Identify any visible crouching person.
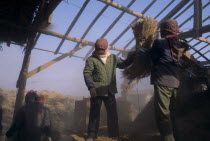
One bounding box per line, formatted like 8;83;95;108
6;90;52;141
83;38;134;141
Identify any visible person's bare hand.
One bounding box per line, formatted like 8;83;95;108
89;88;97;98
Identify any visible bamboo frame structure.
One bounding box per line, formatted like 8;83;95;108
54;0;91;54
83;0;139;60
97;0;149;19
69;4;110;57
110;0;157;57
1;0;210;118
193;0;202;37
1;0;209;64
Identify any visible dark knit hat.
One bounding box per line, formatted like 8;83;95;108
25;90;39;104
95;38;108;50
160;19;179;37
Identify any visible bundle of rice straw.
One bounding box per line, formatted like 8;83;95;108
123;18;158;82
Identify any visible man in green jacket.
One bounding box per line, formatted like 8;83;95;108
83;38;133;141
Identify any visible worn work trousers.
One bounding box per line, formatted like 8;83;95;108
88;94;119;139
154;85;177;141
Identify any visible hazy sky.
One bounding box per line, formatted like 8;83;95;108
0;0;209;96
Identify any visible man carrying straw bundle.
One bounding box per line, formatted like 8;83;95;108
151;19;188;141
83;38;134;141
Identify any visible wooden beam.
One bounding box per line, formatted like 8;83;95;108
115;0;157;57
178;24;210;39
179;1;209;28
1;19;209;59
160;0;190;22
0;20;130;52
14;0;48;116
38;28;129;51
34;47;84;59
83;0;136;61
179;15;193;28
29;45;129;78
189;35;210;50
27;45;85;78
54;0;90;54
109;0;156;46
97;0;149;19
192;44;209;55
196;50;210;59
117;0;176;57
117;38;135;56
203;16;210;23
174;1;194;19
83;48;95;61
190;46;210;63
107;0;157;55
15;46;33;113
196;37;210;44
154;0;175;19
69;4;110;57
102;1;136;39
194;0;202;38
180;31;210;44
39;28;95;45
141;0;157;14
200;61;210;65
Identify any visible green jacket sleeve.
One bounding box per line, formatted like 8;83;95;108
116;53;134;69
83;59;95;90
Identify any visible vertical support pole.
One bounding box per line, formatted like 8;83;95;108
14;32;39;116
13;0;45;117
194;0;202;38
14;45;33;116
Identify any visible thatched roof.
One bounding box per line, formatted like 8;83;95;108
0;0;61;46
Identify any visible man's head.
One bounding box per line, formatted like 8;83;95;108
25;90;39;104
160;19;179;38
95;38;108;55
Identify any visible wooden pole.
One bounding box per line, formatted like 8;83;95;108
54;0;90;54
27;45;85;78
39;28;130;51
34;47;84;59
178;24;210;39
160;0;190;22
97;0;149;19
27;45;129;78
13;0;46;116
192;44;209;56
69;4;109;57
194;0;202;38
14;46;33;114
83;0;136;60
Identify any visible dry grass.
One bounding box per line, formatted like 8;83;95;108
123;18;158;82
131;18;158;49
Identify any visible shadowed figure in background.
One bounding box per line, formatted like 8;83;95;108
151;19;188;141
6;90;52;141
83;38;134;141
